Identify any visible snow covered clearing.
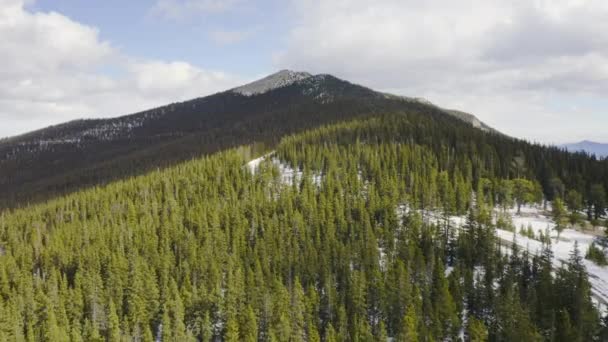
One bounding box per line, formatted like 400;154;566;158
246;152;273;174
494;205;608;307
246;152;322;186
394;201;608;308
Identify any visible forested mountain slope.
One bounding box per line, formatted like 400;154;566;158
0;113;607;341
0;70;493;210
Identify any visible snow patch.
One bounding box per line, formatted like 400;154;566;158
494;205;608;306
246;152;274;174
246;153;323;187
395;203;608;307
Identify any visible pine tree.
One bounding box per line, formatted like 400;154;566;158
161;308;172;342
552;198;568;238
431;261;458;338
590;184;606;220
375;321;388;342
224;315;239;342
82;318;103;342
42;297;68;342
107;300;122;342
200;312;213;342
325;323;337;342
555;310;577;342
466;317;487;342
566;190;583;213
513;179;535;215
290;279;306;342
397;306;418;342
241;305;258;342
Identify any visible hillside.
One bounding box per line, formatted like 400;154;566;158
0;70;494;210
0;114;606;341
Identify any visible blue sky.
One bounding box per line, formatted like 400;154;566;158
2;0;608;144
32;0;284;75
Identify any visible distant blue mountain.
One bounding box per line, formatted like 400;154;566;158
562;140;608;158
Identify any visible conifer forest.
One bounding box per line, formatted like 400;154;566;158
1;112;607;341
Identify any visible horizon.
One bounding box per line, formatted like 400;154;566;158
2;0;608;144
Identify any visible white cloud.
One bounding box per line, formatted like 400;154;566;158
127;60;239;98
0;0;242;138
278;0;608;143
0;0;112;75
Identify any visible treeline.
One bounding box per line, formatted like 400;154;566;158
0;114;605;341
278;114;607;218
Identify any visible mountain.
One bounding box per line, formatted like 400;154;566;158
562;140;608;158
0;70;498;209
1;70;607;341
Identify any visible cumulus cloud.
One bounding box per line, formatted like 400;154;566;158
126;60;240;99
277;0;608;142
0;3;112;75
0;0;242;138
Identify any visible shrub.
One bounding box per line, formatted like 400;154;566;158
585;243;608;266
569;212;584;227
496;213;514;232
519;224;535;239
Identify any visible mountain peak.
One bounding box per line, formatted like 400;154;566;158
567;140;604;146
232;70;313;96
562;140;608;158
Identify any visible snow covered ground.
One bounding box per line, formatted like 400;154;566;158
492;205;608;308
246;152;322;186
246;152;273;174
396;203;608;309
